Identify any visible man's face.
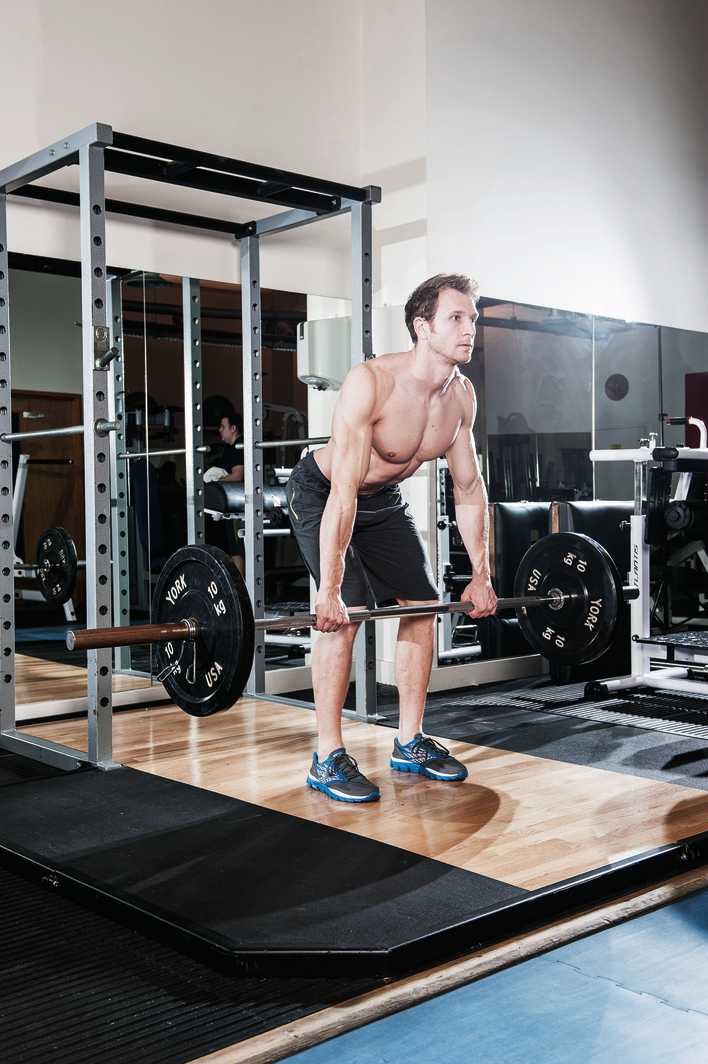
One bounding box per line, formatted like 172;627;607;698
419;288;479;364
219;417;238;445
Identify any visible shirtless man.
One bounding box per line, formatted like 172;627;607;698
286;273;497;802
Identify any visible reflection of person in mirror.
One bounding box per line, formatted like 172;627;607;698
204;412;245;576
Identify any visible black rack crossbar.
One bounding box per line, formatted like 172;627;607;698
11;185;254;238
103;147;341;215
120;321;294;349
6;126;381;231
120;299;304;322
111;131;378;206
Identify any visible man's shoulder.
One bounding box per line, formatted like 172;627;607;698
376;349;409;364
452;371;476;407
344;354;400;400
352;350;407;376
222;442;241;462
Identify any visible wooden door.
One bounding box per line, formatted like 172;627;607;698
12;391;85;609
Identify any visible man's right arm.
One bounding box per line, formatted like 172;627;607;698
315;363;377;632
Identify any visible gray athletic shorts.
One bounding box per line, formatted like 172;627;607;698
286;451;439;607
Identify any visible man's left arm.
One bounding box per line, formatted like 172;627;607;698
220;464;244;483
444;391;497;618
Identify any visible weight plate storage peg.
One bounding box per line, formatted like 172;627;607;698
152;545;255;716
513;532;622;665
36;526;78;606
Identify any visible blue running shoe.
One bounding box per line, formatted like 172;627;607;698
307;748;380;803
391;733;468;781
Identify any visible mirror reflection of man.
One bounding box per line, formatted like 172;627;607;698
216;413;245;484
205;412;245;576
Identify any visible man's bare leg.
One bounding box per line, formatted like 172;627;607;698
233;555;245;578
392;602;467;781
395;602;437;744
311;620;361;760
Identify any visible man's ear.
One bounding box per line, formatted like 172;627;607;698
414;316;428;341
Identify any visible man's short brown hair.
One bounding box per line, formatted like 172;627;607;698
404;273;479;344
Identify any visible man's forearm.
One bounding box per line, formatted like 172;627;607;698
454;501;491;580
319;492;357;592
221;465;245;483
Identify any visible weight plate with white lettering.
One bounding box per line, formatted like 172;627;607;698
152;545;255;716
35;526;78;606
513;532;621;665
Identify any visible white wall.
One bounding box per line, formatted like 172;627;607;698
427;0;708;331
360;0;428;308
5;2;708;320
2;0;362;295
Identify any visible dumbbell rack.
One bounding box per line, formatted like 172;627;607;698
589;436;708;699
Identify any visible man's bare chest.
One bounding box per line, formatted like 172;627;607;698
371;393;463;465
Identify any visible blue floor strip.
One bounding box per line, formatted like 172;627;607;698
284;887;708;1064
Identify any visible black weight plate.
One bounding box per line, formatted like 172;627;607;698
152;545;255;716
35;527;78;606
513;532;621;665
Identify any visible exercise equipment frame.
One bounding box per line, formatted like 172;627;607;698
0;122;381;770
588;432;708;699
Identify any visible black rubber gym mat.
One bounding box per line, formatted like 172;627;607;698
0;749;68;787
377;685;708;791
0;766;524;970
0;861;380;1064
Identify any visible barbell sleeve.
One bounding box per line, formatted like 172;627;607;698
66;619;198;651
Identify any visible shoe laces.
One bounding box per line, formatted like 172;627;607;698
408;734;449;762
330;751;362;780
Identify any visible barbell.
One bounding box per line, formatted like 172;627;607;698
64;531;639;717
